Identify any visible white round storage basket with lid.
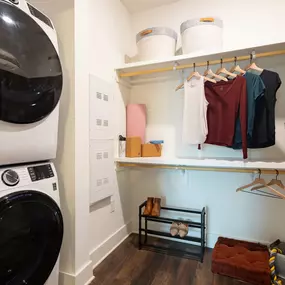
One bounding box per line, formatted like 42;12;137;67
136;27;177;61
181;18;223;55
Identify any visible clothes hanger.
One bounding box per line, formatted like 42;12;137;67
175;63;213;91
241;188;283;200
203;64;217;83
187;63;201;81
251;170;285;191
265;185;285;199
204;61;226;82
229;56;246;76
245;53;264;72
204;77;217;84
215;58;237;79
236;169;267;192
249;169;285;199
236;169;285;199
175;63;200;91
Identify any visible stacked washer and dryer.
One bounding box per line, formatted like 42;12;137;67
0;0;64;284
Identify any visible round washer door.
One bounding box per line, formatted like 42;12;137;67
0;191;63;285
0;1;63;124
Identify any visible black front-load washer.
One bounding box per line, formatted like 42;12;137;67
0;191;64;284
0;0;63;124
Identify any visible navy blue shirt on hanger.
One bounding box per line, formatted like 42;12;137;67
232;72;265;149
250;69;282;148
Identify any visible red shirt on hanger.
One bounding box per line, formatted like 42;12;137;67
204;76;248;159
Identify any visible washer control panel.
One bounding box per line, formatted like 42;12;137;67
2;170;20;186
28;164;54;182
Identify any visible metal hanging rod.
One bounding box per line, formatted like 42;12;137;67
117;162;285;175
119;49;285;78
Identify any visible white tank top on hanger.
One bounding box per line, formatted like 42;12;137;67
182;76;209;145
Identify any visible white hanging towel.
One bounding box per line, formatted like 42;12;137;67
182;76;209;145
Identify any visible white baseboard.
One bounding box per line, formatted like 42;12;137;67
207;233;219;248
84;276;95;285
207;232;270;248
59;271;75;285
90;221;132;269
59;260;94;285
59;222;132;285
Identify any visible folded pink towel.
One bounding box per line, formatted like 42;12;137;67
126;104;146;143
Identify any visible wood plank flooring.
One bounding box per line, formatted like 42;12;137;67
91;234;251;285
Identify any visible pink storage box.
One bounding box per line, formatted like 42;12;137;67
126;104;146;143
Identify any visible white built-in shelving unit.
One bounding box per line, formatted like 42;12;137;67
116;42;285;82
115;41;285;173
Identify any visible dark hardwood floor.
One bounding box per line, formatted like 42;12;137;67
91;234;251;285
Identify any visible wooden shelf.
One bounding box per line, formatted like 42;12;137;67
116;41;285;80
115;157;285;174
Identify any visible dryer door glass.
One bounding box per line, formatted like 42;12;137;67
0;191;63;284
0;1;63;124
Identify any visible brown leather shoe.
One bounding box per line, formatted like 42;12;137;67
143;197;154;216
151;198;161;217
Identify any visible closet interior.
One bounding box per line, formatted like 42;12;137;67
116;43;285;164
114;38;285;261
90;1;285;284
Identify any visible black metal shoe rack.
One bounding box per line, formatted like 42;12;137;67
138;201;206;262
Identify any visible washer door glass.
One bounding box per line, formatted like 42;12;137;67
0;191;63;285
0;1;63;124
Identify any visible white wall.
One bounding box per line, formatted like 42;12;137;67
126;0;285;247
131;0;285;52
30;1;93;283
129;168;285;248
87;0;133;271
28;0;77;279
129;56;285;161
121;0;180;14
29;0;133;283
74;0;95;284
52;4;76;276
129;0;285;161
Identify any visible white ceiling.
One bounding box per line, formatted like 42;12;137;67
121;0;180;14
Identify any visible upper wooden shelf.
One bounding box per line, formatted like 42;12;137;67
116;42;285;79
115;157;285;174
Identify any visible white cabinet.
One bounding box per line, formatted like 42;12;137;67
90;140;114;204
89;75;114;204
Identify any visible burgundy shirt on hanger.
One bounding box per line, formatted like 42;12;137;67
204;76;248;159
